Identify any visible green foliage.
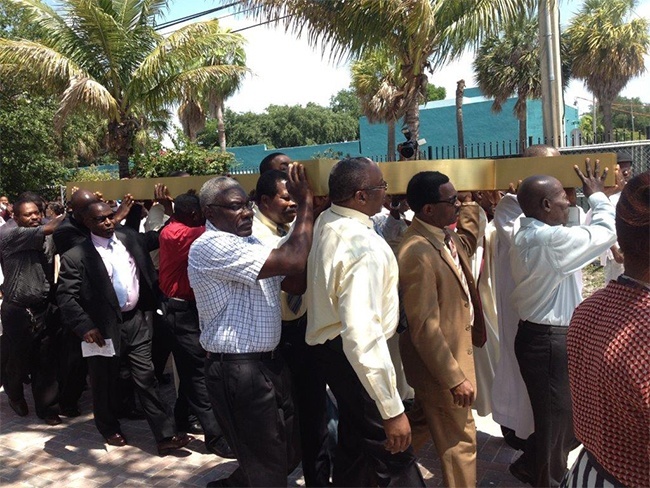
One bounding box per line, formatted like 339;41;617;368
311;148;346;159
69;165;116;182
426;85;446;102
133;133;236;178
200;103;359;149
611;96;650;133
329;88;361;119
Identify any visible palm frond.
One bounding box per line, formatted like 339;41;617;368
55;75;120;130
0;39;84;86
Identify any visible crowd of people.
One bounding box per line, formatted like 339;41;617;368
0;148;647;488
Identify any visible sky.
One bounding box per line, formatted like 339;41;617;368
160;0;650;119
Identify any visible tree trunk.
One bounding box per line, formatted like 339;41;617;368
602;99;613;142
403;97;420;155
519;97;528;153
387;119;396;161
456;79;465;158
108;117;136;179
217;99;227;152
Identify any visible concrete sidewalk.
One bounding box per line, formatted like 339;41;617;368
0;380;525;487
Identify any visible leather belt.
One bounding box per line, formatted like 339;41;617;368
165;296;194;312
206;349;279;361
519;320;568;334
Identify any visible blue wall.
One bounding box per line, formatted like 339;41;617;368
229;140;361;172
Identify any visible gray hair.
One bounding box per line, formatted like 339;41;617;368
198;176;240;209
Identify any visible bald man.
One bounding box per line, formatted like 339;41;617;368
509;161;617;487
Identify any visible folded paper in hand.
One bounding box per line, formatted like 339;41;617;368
81;339;116;357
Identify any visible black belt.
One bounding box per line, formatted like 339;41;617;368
519;320;568;335
206;349;279;361
164;296;194;312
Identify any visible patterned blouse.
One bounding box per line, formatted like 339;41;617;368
567;277;650;488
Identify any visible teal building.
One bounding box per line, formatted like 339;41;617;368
227;87;580;171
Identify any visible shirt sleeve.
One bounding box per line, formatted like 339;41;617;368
191;234;273;286
1;226;45;256
548;192;617;276
337;249;404;420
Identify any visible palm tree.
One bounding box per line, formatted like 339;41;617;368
178;44;247;149
351;48;405;161
565;0;649;139
473;15;542;151
231;0;530;145
0;0;248;177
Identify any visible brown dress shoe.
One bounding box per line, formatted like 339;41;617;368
105;433;127;447
157;434;193;456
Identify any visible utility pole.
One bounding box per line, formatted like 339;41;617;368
539;0;565;147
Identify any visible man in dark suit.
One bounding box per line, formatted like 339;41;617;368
398;171;484;488
57;201;190;454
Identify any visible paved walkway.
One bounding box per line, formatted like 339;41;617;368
1;378;526;487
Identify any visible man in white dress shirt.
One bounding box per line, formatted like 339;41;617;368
510;160;617;487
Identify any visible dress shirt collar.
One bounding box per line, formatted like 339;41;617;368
253;204;288;236
330;204;374;230
90;232;118;249
413;216;447;245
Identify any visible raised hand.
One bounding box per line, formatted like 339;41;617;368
573;158;608;198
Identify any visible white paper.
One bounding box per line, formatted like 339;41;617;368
81;339;116;357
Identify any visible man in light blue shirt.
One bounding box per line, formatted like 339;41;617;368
510;160;616;487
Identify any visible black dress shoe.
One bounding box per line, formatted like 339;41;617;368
43;414;62;426
8;398;28;417
60;407;81;418
207;436;236;459
157;434;193;456
105;433;127;446
509;455;533;485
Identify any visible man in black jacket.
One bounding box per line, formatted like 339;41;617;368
57;201;190;454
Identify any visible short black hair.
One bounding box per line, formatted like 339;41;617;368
406;171;450;213
328;157;373;203
259;152;286;174
255;170;287;204
13;193;44;216
174;193;201;219
616;171;649;268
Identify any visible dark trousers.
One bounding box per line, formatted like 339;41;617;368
515;321;580;488
164;299;223;446
205;352;300;487
58;328;88;411
87;308;174;441
313;338;425;488
1;301;59;418
280;316;332;487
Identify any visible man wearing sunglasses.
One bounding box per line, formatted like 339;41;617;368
397;171;483;488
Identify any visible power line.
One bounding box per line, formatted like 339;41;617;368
154;1;242;31
232;15;292;33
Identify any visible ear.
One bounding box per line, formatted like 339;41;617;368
355;190;366;203
260;194;271;209
542;197;552;213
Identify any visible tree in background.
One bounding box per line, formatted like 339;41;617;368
199;102;358;149
178;39;248;149
565;0;649;139
230;0;529;148
0;0;248;178
351;48;405;161
329;88;362;121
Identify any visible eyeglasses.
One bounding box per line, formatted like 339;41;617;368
432;195;459;205
207;200;255;213
360;181;388;192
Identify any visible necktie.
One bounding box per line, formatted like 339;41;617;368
108;240;128;307
444;229;458;261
